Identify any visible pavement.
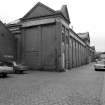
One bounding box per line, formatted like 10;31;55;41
0;63;104;105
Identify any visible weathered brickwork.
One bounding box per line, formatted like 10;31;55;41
7;2;95;71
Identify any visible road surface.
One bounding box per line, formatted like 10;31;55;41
0;63;104;105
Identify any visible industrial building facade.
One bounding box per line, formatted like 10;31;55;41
0;21;15;62
7;2;95;71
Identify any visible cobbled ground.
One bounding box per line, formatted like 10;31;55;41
0;63;104;105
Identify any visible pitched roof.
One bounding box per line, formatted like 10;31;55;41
23;2;56;19
22;2;70;23
77;32;90;41
60;5;70;23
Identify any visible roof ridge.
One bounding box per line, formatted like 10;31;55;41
22;2;56;19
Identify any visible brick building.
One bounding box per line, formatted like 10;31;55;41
7;2;95;71
0;20;15;62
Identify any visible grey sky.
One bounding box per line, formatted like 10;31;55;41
0;0;104;52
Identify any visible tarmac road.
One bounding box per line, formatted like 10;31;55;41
0;63;104;105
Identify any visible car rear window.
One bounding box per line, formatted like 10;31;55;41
97;61;105;65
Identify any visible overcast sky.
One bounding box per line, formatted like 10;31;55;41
0;0;105;52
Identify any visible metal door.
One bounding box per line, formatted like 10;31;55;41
24;26;41;69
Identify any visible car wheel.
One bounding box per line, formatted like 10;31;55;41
15;70;19;74
15;70;23;74
2;73;7;77
95;69;98;71
0;73;3;77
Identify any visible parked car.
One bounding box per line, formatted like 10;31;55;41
0;62;13;77
0;61;28;76
94;60;105;71
12;61;28;74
